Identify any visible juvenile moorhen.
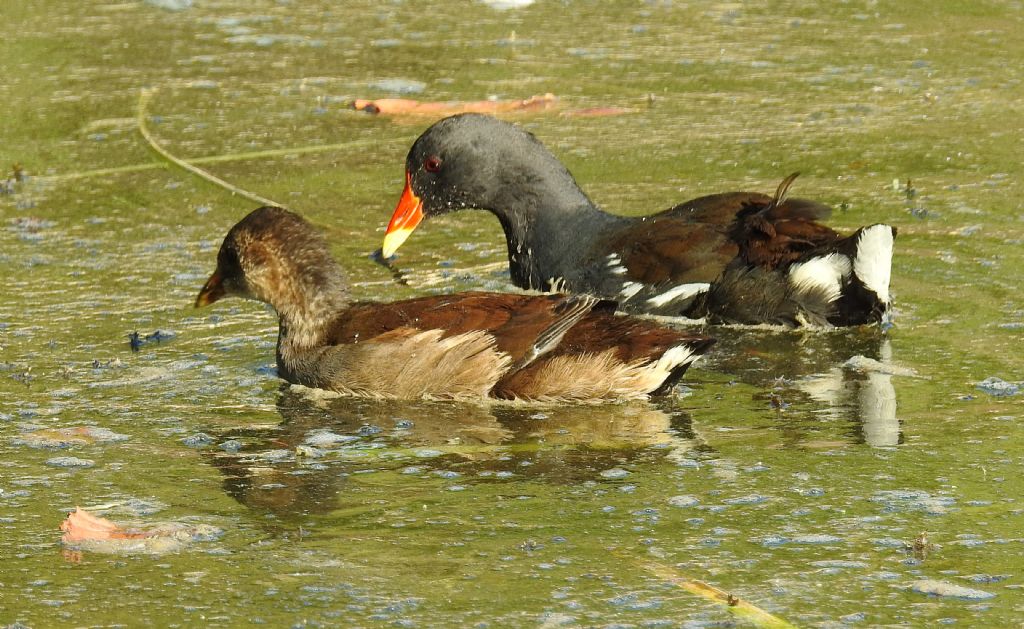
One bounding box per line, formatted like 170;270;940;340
196;207;714;401
381;113;896;327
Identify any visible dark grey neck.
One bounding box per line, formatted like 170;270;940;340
489;189;627;291
491;204;610;290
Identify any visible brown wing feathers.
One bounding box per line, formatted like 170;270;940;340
328;291;707;399
727;173;838;269
607;175;836;285
201;206;714;401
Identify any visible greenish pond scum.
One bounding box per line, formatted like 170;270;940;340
2;0;1023;626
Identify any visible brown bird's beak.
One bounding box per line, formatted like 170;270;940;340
380;171;424;258
195;270;226;308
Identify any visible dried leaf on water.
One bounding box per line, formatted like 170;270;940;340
60;507;148;542
59;507;223;556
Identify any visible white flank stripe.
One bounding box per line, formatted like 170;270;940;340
789;253;852;303
619;281;643;300
645;283;711;308
606;254;627;275
854;224;894;304
547;277;567;293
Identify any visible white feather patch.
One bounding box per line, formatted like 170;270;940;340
654;345;700;374
854;224;894;304
645;283;711;308
547;277;567;293
606;254;628;275
619;281;644;300
788;253;852;303
628;344;702;394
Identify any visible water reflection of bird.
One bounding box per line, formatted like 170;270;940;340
195;207;714;402
709;329;904;447
380;113;895;327
202;387;703;518
796;338;902;447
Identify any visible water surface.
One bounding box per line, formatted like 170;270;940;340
2;0;1023;625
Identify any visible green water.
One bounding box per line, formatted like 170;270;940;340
2;0;1023;626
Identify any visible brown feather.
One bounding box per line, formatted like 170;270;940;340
199;207;715;401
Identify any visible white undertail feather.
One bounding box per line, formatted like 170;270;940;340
854;224;894;304
788;253;852;303
653;344;700;376
646;283;711;308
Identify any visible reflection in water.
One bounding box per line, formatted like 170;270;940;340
709;328;903;447
202;388;702;517
797;339;900;447
201;330;910;517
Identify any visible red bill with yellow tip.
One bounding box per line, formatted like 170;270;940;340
381;171;424;258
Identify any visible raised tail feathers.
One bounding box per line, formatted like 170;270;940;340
852;224;895;307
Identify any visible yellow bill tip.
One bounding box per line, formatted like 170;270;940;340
380;228;414;259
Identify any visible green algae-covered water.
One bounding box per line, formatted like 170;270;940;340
2;1;1023;625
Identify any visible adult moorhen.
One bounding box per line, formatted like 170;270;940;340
196;207;714;401
381;113;896;327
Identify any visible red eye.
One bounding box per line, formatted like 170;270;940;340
424;156;442;173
